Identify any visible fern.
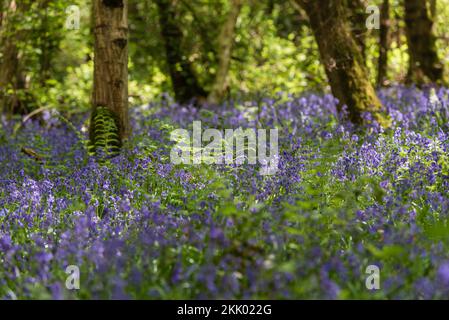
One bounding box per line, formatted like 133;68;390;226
88;106;121;159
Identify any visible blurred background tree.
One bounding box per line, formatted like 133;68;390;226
404;0;444;85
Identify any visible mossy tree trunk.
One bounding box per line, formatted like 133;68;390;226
91;0;130;143
207;0;242;105
377;0;390;87
155;0;207;104
404;0;444;84
345;0;368;60
296;0;389;126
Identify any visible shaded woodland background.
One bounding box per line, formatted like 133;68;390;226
0;0;447;121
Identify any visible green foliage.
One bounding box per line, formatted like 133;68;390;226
3;0;449;110
88;107;121;159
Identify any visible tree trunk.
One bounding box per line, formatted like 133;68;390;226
345;0;368;60
377;0;390;87
404;0;444;84
38;0;57;86
0;0;29;115
0;41;20;114
91;0;130;145
296;0;389;126
155;0;207;104
207;0;242;105
0;1;5;27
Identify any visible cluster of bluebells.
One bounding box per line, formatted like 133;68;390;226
1;86;449;299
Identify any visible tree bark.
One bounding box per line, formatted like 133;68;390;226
377;0;390;87
0;1;5;27
0;0;29;115
404;0;444;84
0;41;20;114
207;0;242;105
296;0;389;126
38;0;58;86
345;0;368;60
155;0;207;104
91;0;130;142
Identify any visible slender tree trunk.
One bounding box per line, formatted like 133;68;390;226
0;41;19;114
296;0;389;126
0;0;28;115
155;0;207;104
0;1;5;27
404;0;443;84
345;0;368;60
207;0;242;105
377;0;390;87
91;0;130;143
38;0;57;86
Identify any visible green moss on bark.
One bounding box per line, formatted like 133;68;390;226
297;0;390;127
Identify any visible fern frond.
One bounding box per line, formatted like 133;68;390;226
89;106;121;159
